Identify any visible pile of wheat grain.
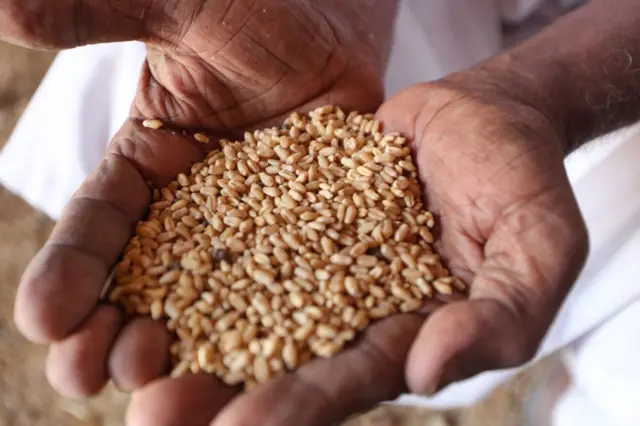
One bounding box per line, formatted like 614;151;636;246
108;106;466;389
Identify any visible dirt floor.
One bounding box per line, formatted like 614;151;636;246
0;41;553;426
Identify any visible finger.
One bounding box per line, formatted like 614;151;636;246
14;120;206;344
14;152;148;343
46;304;122;398
0;0;206;49
109;317;172;392
211;314;424;426
0;0;143;48
406;189;589;394
127;374;237;426
0;0;301;50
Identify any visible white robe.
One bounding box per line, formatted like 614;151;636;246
2;0;638;424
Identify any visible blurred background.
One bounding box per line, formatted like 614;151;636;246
0;40;563;426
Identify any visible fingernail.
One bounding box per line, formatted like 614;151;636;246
423;382;439;397
422;372;442;397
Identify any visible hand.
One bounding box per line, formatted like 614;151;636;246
7;1;588;425
8;0;401;421
376;76;589;393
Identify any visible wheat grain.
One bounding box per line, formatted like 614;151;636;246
109;106;467;389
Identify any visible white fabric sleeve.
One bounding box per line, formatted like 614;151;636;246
0;42;146;220
553;298;640;426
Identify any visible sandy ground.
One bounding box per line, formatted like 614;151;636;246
0;41;553;426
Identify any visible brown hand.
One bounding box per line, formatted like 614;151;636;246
8;1;406;424
376;77;588;394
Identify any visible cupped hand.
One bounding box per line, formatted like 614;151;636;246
7;1;588;425
8;0;401;420
376;76;589;394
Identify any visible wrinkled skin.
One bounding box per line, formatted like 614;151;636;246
4;0;588;425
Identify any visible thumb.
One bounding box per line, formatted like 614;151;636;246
0;0;186;49
405;195;589;394
405;299;541;395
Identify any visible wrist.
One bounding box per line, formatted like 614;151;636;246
437;62;570;156
455;0;640;154
474;53;576;154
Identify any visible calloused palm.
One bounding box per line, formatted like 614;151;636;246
5;1;589;425
377;80;588;394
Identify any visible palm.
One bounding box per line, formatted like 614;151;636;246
377;83;588;390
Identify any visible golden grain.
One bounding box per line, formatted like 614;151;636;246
194;133;210;143
109;106;465;389
142;119;164;129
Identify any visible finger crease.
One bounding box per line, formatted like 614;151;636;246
46;243;115;271
71;195;137;229
362;332;402;371
292;369;337;414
